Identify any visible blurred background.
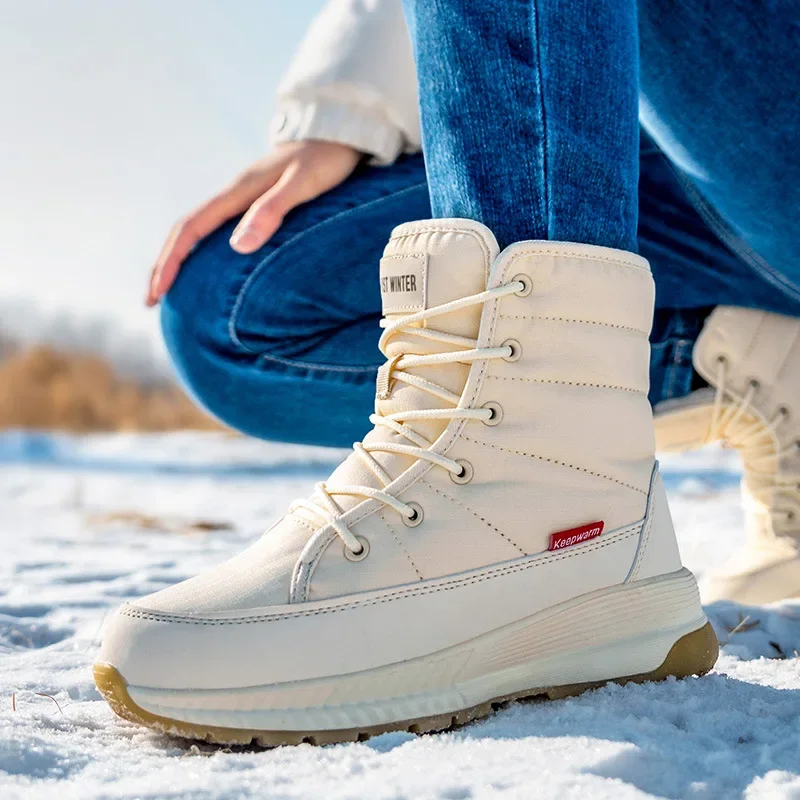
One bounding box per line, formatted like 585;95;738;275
0;0;323;432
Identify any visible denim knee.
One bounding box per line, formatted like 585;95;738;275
159;219;379;445
159;220;255;430
160;218;244;364
161;289;375;447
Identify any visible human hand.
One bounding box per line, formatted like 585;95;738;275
146;140;362;306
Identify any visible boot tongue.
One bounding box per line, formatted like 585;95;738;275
379;221;493;362
310;221;499;519
379;227;489;330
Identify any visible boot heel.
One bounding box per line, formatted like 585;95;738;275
545;621;718;700
645;620;719;680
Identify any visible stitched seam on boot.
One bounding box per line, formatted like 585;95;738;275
461;434;648;495
498;315;647;334
776;324;800;383
377;512;424;580
628;503;654;583
121;524;640;625
744;315;766;361
289;518;317;536
419;479;528;556
626;471;658;583
484;375;644;393
292;431;457;602
505;249;651;273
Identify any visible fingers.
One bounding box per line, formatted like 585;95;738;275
228;164;308;255
146;172;275;307
146;142;360;305
146;218;201;307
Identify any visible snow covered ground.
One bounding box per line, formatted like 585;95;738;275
1;432;798;799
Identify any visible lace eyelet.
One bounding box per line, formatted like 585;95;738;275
450;459;474;485
502;339;522;362
778;405;790;420
402;502;424;527
748;378;761;391
481;401;503;426
716;355;728;366
794;440;800;453
512;274;532;297
343;535;370;562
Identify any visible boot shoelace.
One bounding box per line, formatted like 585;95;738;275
707;356;800;534
289;279;525;555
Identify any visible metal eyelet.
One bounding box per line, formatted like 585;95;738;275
402;502;424;527
450;459;474;485
512;274;532;297
343;535;370;562
502;339;522;362
481;401;503;426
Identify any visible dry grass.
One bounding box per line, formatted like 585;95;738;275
85;510;234;534
0;345;223;432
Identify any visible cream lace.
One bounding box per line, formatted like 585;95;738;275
289;280;525;554
707;356;800;528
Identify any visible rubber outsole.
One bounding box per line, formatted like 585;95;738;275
93;621;718;747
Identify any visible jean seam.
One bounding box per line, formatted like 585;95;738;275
668;162;800;305
227;180;429;358
529;0;550;236
255;351;382;374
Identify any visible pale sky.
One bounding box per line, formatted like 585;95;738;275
0;0;325;361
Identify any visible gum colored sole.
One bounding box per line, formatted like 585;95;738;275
94;621;719;747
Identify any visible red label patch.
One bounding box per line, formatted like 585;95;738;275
548;521;605;551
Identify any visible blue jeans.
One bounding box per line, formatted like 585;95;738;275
162;134;800;448
403;0;640;252
163;0;799;448
405;0;799;277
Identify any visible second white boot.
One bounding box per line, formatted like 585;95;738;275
656;306;800;604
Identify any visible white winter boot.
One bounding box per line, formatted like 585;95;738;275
95;220;716;745
656;306;800;604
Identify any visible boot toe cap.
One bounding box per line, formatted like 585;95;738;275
96;520;311;690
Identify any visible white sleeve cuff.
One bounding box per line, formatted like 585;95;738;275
269;98;407;165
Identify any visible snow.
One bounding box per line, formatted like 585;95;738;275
1;432;798;799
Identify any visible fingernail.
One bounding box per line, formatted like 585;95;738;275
230;226;254;251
